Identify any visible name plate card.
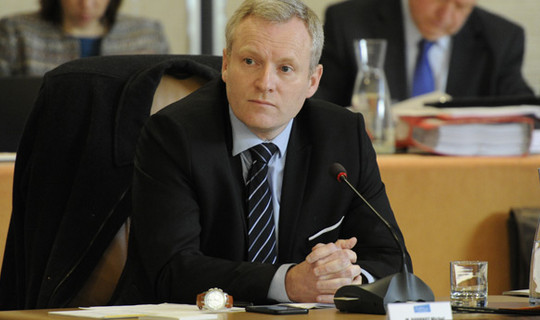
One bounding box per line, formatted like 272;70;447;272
387;301;452;320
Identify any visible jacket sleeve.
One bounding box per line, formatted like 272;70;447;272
494;22;534;95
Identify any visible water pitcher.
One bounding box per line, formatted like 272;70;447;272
351;39;395;154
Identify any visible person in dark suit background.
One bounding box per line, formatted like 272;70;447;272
316;0;534;107
115;0;410;306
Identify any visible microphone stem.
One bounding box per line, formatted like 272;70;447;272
341;177;409;273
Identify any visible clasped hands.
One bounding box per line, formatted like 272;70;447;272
285;237;362;303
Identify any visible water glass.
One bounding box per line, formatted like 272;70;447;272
450;261;488;307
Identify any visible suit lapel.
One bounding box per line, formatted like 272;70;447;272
278;116;311;261
217;87;250;242
447;12;485;96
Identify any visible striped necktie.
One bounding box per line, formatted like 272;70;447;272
412;39;435;96
246;143;278;263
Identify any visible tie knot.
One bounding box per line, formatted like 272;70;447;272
249;143;278;164
419;39;434;53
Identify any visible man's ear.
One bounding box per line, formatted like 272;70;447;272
221;48;228;83
306;64;323;98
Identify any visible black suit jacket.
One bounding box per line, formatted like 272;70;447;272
0;55;222;310
316;0;534;106
116;78;411;305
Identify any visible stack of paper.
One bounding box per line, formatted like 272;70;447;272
407;117;532;156
392;93;540;156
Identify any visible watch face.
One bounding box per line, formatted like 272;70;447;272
205;290;226;310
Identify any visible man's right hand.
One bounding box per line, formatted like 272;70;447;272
285;237;363;303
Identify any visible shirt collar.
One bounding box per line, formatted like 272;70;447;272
229;106;292;158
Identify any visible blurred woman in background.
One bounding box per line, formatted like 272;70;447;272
0;0;169;76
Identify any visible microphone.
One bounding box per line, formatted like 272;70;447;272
329;163;434;314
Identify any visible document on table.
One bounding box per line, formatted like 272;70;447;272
48;303;243;319
502;289;529;297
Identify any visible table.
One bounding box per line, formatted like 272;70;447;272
377;154;540;297
0;296;534;320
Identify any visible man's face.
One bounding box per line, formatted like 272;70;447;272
409;0;477;40
222;16;322;141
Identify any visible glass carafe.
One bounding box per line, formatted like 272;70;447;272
351;39;395;154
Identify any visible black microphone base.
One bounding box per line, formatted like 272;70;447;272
334;271;435;314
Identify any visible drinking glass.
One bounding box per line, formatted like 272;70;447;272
450;261;488;307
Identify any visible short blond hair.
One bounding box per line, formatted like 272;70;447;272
225;0;323;74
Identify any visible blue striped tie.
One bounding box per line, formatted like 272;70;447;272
246;143;278;263
412;39;435;97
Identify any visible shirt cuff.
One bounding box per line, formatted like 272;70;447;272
361;268;376;283
267;263;295;302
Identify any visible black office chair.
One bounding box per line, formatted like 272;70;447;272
508;207;540;289
0;76;43;152
0;54;222;310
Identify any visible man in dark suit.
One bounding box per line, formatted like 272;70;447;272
316;0;534;107
117;0;410;306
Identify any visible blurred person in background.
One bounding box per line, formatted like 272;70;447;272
316;0;534;106
0;0;169;76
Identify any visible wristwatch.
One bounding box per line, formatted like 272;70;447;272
196;288;233;311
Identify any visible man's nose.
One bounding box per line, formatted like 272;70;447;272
255;65;276;93
436;1;455;24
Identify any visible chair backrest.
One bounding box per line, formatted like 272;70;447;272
508;207;540;289
71;74;212;307
0;76;42;152
0;54;222;310
151;74;211;115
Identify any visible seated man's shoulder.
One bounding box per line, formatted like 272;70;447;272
156;79;222;117
303;98;359;121
470;6;525;33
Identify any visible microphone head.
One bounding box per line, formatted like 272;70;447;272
329;162;347;182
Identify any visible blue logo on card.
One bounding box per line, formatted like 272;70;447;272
413;304;431;313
